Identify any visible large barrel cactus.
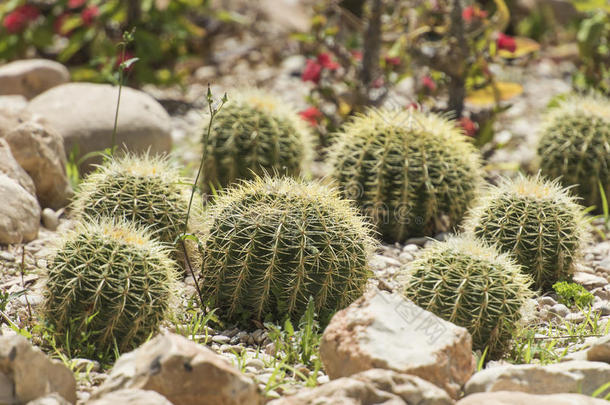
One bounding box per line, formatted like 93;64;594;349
328;108;482;243
400;236;532;356
199;176;374;323
465;174;587;292
201;90;313;192
42;219;178;358
73;154;196;248
537;93;610;211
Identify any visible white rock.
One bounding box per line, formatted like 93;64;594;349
0;174;40;244
573;272;608;290
26;83;172;172
320;288;475;399
549;303;569;318
87;389;172;405
0;59;69;99
41;208;59;231
457;391;608;405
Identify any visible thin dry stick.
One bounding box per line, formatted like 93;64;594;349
20;246;32;322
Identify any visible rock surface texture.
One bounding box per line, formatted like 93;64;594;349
0;137;36;196
319;288;476;399
87;389;173;405
26;83;172;172
0;174;40;244
0;335;76;404
457;391;608;405
0;59;69;99
92;333;263;405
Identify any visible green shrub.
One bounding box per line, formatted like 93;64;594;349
201;90;313;193
42;219;177;358
465;174;587;292
199;175;374;324
553;281;594;308
328;108;482;243
401;236;532;357
537;94;610;211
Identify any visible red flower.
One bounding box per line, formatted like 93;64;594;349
421;75;436;92
3;5;39;33
81;5;99;26
459;117;477;137
116;50;136;71
317;53;340;70
462;6;487;23
371;76;385;89
406;102;420;111
68;0;87;9
299;106;322;126
351;50;363;61
385;56;401;66
302;59;322;83
497;33;516;53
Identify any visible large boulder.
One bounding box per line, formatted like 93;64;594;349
87;389;172;405
4;121;73;209
0;138;35;196
465;361;610;397
0;174;40;244
0;59;69;99
269;369;454;405
457;391;608;405
0;335;76;404
319;289;475;399
91;333;262;405
26;83;172;172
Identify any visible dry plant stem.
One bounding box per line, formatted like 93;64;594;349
20;246;31;322
446;0;468;117
357;0;383;107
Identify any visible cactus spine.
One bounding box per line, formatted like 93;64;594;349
537;93;610;211
401;236;532;356
42;219;177;357
201;90;313;192
199;176;374;323
328;108;482;243
465;174;587;291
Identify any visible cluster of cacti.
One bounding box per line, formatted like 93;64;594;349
199;175;374;323
465;175;587;291
537;94;610;211
42;219;177;356
201;89;313;192
73;154;196;248
328;108;482;243
400;236;532;356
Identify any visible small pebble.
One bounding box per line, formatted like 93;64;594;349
0;251;15;262
549;303;569;318
212;335;230;344
538;296;558;307
245;358;265;370
41;208;59;231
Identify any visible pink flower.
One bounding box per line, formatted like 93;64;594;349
68;0;87;9
302;59;322;83
81;5;99;26
299;106;323;126
462;5;487;23
116;50;136;71
385;56;401;66
351;50;363;61
317;52;340;70
421;75;436;92
371;76;385;89
17;5;39;21
2;5;39;33
406;102;420;110
497;33;516;52
459;117;477;137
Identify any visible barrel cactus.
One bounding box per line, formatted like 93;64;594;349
328;108;482;243
537;93;610;211
465;174;587;291
42;219;178;358
73;154;197;248
400;236;532;356
199;176;374;323
201;89;313;192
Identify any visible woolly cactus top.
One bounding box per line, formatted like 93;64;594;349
542;93;610;124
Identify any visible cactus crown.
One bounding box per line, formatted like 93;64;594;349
200;175;375;324
201;89;313;192
537;93;610;211
400;236;533;356
464;174;588;291
42;219;178;358
73;153;196;247
328;108;483;243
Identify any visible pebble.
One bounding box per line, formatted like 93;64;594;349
212;335;230;344
549;303;570;318
245;358;265;370
538;296;558;307
573;272;608;290
565;312;585;324
0;251;15;262
402;244;419;253
41;208;59;231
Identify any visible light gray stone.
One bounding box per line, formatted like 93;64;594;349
0;137;35;196
0;174;40;244
41;208;59;231
0;59;69;99
457;391;608;405
87;389;172;405
320;288;475;399
26;83;171;173
573;272;608;290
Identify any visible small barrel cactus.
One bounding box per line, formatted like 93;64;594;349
328;108;482;243
42;219;178;358
201;89;313;192
464;174;587;291
199;176;374;323
400;236;532;356
537;93;610;211
73;154;197;248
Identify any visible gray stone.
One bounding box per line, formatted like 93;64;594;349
550;303;569;318
457;391;608;405
26;83;171;173
320;288;475;399
573;272;608;290
41;208;59;231
0;137;35;196
0;59;69;99
26;393;70;405
87;389;172;405
0;174;40;244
